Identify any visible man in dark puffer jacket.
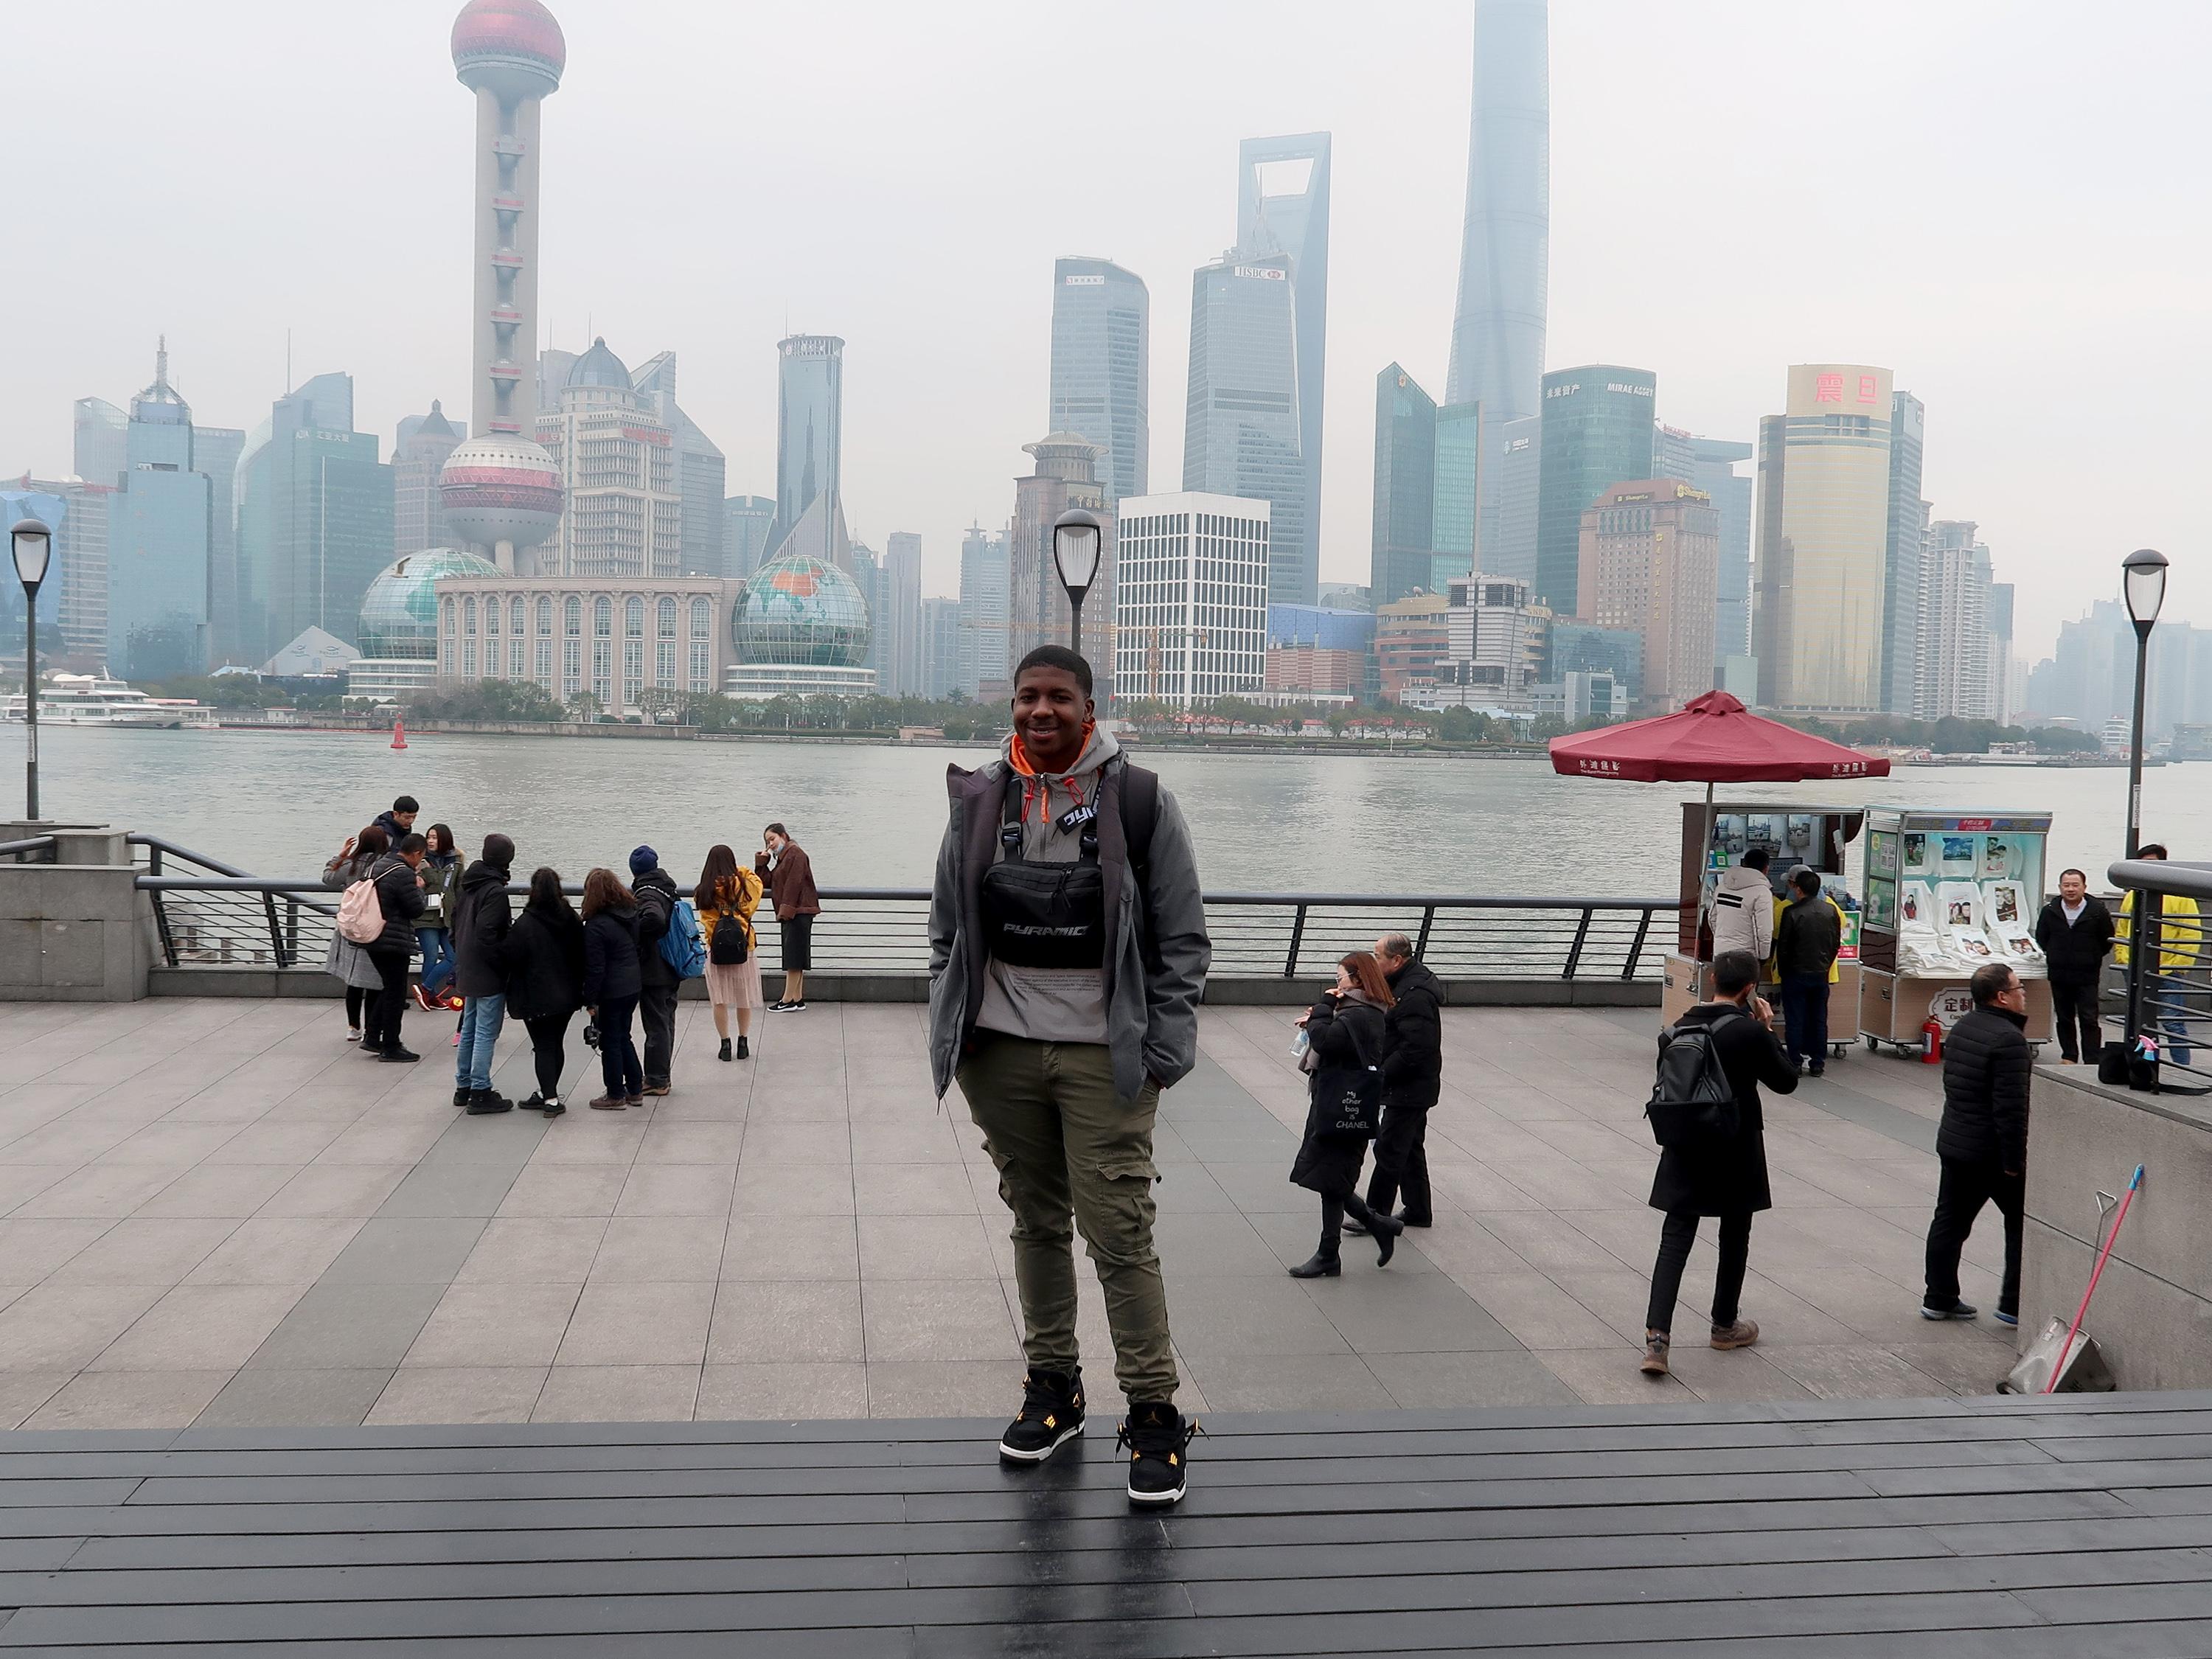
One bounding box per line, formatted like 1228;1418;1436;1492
1921;961;2031;1326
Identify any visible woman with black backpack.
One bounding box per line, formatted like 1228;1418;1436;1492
505;867;585;1116
1287;951;1406;1278
695;844;765;1062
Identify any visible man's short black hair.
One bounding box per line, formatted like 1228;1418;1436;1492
2060;868;2088;885
396;832;428;855
1711;950;1759;997
393;796;419;815
1971;961;2017;1006
2140;843;2169;860
1742;848;1770;872
1791;866;1823;897
1012;645;1093;699
483;832;515;871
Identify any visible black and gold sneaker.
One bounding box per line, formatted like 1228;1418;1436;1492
1117;1401;1200;1506
997;1368;1084;1464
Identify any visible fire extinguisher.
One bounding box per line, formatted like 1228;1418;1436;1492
1921;1016;1944;1063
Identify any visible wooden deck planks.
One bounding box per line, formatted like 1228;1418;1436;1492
5;1394;2212;1652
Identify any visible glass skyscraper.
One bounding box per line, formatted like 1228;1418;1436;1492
1447;0;1548;426
1237;133;1331;602
722;495;775;580
1369;365;1436;608
768;335;848;568
1882;390;1927;715
1533;365;1655;615
957;525;1010;698
1486;414;1541;588
106;353;212;680
235;372;395;662
1183;251;1306;607
1431;400;1484;588
1048;257;1148;507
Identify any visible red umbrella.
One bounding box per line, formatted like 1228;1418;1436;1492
1550;692;1891;943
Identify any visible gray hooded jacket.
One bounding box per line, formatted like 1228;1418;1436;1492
928;726;1211;1102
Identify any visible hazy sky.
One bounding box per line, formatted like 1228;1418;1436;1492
8;1;2205;660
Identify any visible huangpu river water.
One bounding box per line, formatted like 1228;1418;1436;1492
12;725;2197;897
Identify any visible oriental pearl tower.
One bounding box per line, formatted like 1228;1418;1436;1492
437;0;566;574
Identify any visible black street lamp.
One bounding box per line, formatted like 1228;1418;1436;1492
10;518;52;821
2121;547;2168;1064
1050;507;1102;661
2122;548;2168;860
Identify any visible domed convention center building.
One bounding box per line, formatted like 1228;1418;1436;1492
347;548;501;702
725;550;877;700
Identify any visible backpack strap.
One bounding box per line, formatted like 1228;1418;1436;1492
1118;761;1159;880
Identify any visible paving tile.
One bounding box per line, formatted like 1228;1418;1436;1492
860;1279;1020;1363
496;1164;630;1218
366;1366;548;1426
633;1122;747;1164
196;1367;394;1428
858;1213;998;1279
257;1163;411;1218
588;1216;728;1282
88;1284;308;1372
184;1217;366;1286
1164;1277;1352;1359
0;1283;168;1372
698;1362;868;1420
1532;1345;1694;1405
1363;1349;1582;1409
1179;1352;1394;1411
246;1282;445;1371
0;1218;114;1280
850;1163;978;1217
202;1122;347;1164
0;1371;73;1429
1296;1271;1523;1355
46;1218;240;1286
23;1368;232;1430
316;1217;490;1286
531;1364;700;1423
376;1160;525;1219
9;1163;182;1220
554;1280;716;1367
862;1360;1025;1419
740;1121;853;1165
401;1283;582;1369
707;1280;865;1364
721;1214;859;1281
732;1162;856;1217
129;1163;305;1220
452;1217;608;1285
1760;1343;1957;1401
1660;1343;1824;1404
615;1164;737;1218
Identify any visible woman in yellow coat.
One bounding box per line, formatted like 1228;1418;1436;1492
2115;844;2205;1064
695;844;766;1061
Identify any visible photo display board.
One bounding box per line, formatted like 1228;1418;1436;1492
1860;808;2052;977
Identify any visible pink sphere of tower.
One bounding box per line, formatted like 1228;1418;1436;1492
439;435;563;562
451;0;566;102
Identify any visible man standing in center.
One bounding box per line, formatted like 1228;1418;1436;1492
1350;932;1442;1233
1775;866;1842;1075
929;645;1211;1508
2034;868;2115;1065
1921;961;2031;1326
630;846;681;1098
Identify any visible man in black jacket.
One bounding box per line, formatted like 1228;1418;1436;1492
1641;949;1799;1377
630;845;681;1098
451;833;516;1116
363;834;428;1062
1921;961;2031;1325
2034;869;2115;1064
1357;932;1444;1229
1774;866;1841;1075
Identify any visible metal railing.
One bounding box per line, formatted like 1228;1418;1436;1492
0;835;56;864
2110;858;2212;1090
129;838;1674;984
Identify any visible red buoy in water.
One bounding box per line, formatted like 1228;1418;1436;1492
390;717;408;751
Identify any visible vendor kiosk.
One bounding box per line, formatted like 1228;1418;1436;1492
1856;807;2055;1053
1663;803;1865;1053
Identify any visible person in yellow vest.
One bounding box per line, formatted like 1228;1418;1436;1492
2116;844;2205;1065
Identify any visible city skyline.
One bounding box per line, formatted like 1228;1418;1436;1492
4;0;2204;663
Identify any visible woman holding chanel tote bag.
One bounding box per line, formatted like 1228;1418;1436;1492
1287;951;1406;1278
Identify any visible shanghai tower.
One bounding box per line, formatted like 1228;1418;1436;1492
1445;0;1548;427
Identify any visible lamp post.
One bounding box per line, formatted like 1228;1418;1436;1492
1050;507;1102;660
2121;547;2168;1063
10;518;52;821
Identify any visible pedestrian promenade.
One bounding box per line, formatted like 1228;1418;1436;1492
0;998;2016;1430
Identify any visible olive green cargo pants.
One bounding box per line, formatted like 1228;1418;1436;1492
956;1032;1178;1405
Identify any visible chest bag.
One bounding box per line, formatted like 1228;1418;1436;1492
981;771;1107;970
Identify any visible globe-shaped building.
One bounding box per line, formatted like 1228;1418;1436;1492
726;550;877;699
357;548;502;661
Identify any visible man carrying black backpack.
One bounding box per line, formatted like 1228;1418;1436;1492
1640;948;1799;1378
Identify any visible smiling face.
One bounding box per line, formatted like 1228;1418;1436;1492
1011;664;1093;773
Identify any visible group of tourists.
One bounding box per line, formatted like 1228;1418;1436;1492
323;798;821;1111
1644;844;2169;1381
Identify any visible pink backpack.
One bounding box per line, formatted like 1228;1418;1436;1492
336;872;386;945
